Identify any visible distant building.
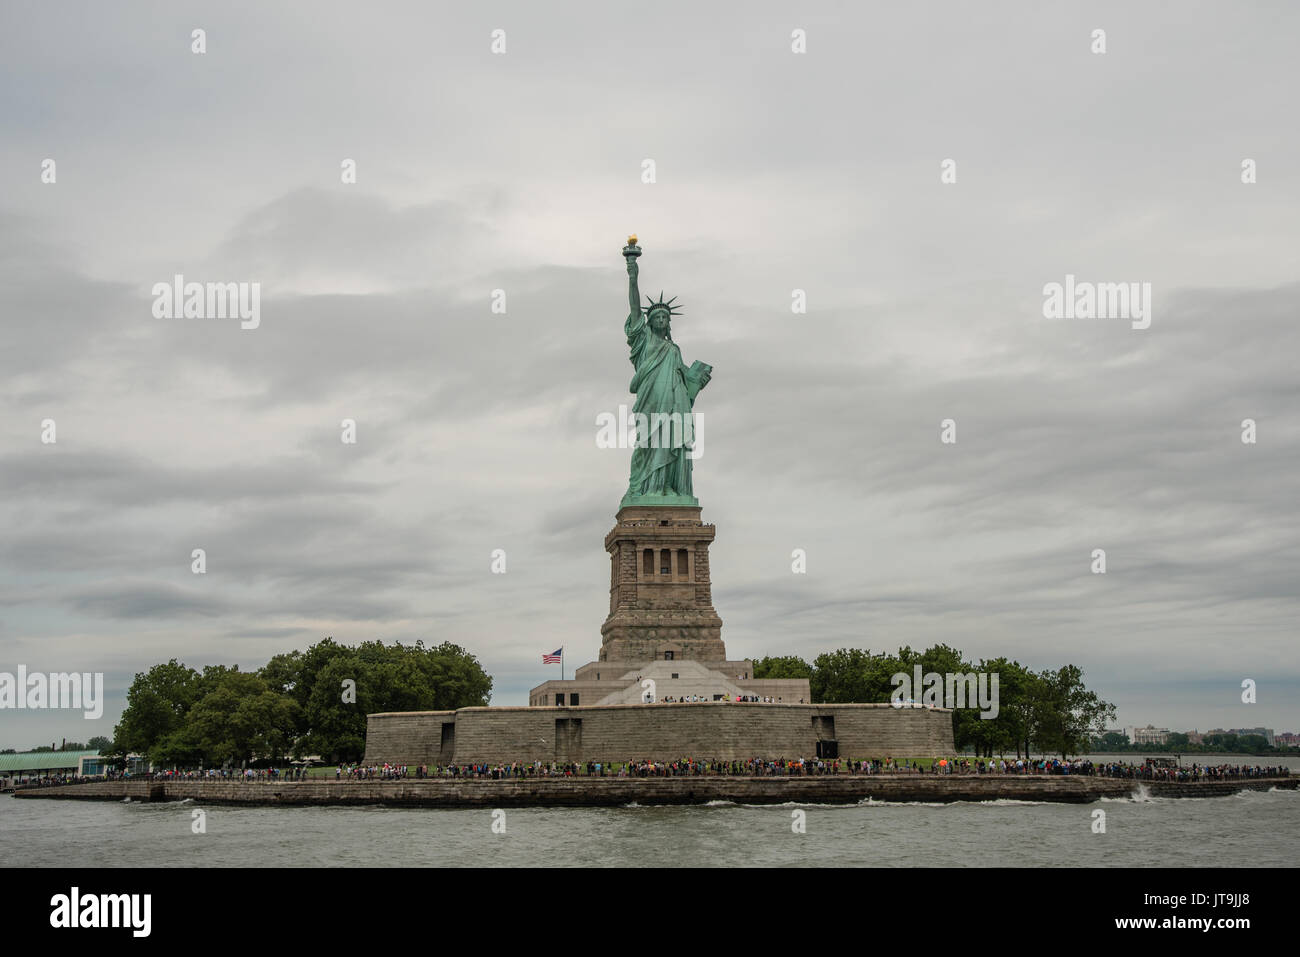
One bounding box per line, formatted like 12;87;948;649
79;753;148;776
0;749;100;786
1275;732;1299;748
1184;730;1204;746
0;750;148;787
1132;725;1171;745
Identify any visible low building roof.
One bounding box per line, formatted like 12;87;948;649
0;750;101;773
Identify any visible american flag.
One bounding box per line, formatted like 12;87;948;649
542;648;563;664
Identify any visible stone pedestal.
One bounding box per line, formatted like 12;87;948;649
599;505;726;662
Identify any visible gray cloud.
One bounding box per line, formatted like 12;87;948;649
1;0;1297;748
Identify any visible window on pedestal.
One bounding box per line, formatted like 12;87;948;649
555;693;565;706
664;651;675;661
660;549;671;575
643;549;653;577
676;548;688;579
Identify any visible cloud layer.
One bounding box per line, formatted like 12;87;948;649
2;1;1297;747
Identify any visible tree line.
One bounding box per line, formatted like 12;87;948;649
108;638;492;767
1090;730;1282;754
1;737;112;754
753;644;1116;758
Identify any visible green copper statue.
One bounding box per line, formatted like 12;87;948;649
620;236;712;507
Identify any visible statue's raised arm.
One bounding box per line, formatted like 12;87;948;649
623;235;643;336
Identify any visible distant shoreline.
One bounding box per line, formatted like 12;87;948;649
11;775;1296;808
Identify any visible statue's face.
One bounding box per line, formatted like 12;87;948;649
649;309;669;335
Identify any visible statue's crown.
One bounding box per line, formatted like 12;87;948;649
645;291;683;318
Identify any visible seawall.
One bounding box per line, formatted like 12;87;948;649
12;775;1295;807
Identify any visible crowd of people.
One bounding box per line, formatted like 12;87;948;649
320;757;1291;780
656;695;788;703
148;766;315;781
1093;761;1290;781
11;757;1290;788
9;766;319;787
3;773;92;788
872;757;1293;779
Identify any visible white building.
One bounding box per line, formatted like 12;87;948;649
1132;725;1171;746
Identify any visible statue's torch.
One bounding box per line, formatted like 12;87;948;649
622;233;641;262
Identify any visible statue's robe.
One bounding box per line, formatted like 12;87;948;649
625;311;696;497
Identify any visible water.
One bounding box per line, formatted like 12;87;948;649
3;783;1296;867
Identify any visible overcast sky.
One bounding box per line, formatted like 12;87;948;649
2;1;1297;749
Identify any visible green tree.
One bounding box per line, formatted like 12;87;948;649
151;724;205;767
982;660;1045;758
296;639;492;762
405;640;493;711
810;648;872;702
953;657;1009;757
260;649;305;699
902;643;967;678
187;670;301;766
112;660;203;757
293;639;352;709
1032;665;1116;758
752;655;813;680
303;654;369;761
106;640;494;767
810;648;904;704
1237;734;1269;753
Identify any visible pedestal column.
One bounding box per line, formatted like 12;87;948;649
599;505;726;662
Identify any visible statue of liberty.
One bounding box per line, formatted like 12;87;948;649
620;236;711;507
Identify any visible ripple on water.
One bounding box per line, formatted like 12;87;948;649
2;790;1297;867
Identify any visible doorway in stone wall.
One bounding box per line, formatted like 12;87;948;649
440;722;456;763
812;715;835;746
554;717;583;763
